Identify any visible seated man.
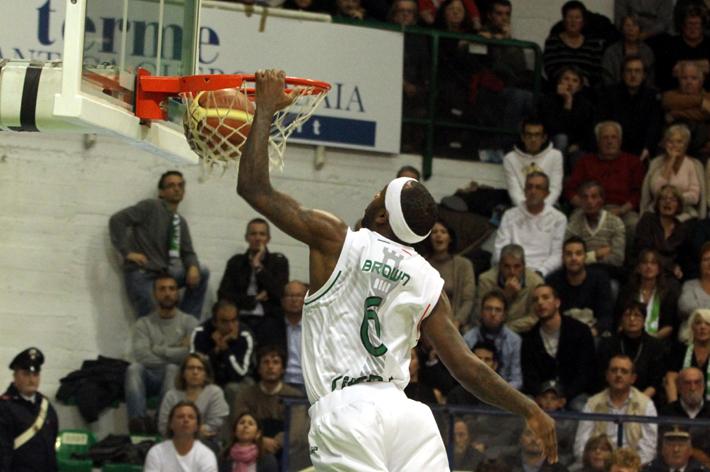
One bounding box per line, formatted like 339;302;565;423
505;425;570;472
546;236;614;336
447;340;499;405
564;121;645;239
233;345;305;456
478;244;543;334
597;301;666;400
503;117;564;207
574;355;657;465
109;170;209;318
125;274;198;433
565;181;626;270
521;284;596;411
218;218;289;344
643;427;707;471
452;418;485;472
660;367;710;468
191;300;255;410
494;171;567;277
597;55;663;161
463;289;522;389
272;280;308;392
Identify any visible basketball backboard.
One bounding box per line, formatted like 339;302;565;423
0;0;201;164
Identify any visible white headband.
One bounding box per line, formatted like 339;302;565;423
384;177;430;244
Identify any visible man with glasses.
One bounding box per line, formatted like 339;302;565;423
464;289;522;389
495;171;567;277
109;170;209;318
574;355;657;465
503;117;563;208
660;367;710;469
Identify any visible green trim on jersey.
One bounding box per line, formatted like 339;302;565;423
304;271;342;305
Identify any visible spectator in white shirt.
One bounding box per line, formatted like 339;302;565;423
144;400;217;472
574;355;657;465
494;171;567;277
503;117;564;207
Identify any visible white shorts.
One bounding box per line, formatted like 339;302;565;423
307;383;450;472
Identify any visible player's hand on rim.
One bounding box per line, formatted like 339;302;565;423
526;406;558;463
254;69;296;115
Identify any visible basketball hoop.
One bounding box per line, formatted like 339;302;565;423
135;69;331;172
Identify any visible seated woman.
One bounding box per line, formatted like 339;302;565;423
664;308;710;403
145;400;218;472
542;0;604;88
640;124;707;221
615;249;679;341
580;434;613;472
220;412;278;472
434;0;479;125
597;301;666;399
538;66;594;165
634;184;691;280
425;219;475;331
601;14;655;87
158;353;229;449
679;242;710;343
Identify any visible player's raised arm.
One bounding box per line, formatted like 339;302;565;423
421;292;559;464
237;69;347;253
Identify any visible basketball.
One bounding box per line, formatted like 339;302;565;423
185;87;255;159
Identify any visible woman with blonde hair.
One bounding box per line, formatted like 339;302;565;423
665;309;710;402
607;447;641;472
640;124;706;221
679;242;710;342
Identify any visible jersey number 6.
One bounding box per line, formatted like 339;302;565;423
360;296;388;357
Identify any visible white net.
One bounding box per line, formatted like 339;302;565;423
181;81;328;174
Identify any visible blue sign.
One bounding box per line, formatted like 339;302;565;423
291;115;376;147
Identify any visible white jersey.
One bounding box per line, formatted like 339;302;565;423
302;228;444;404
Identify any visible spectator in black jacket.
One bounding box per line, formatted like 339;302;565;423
218;218;289;345
546;237;614;337
521;284;596;411
597;55;663;161
597;301;666;400
538;66;595;169
191;300;255;412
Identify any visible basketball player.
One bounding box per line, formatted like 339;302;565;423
236;69;557;471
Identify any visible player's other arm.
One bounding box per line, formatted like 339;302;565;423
237;69;347;253
421;292;558;463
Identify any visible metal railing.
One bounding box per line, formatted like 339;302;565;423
282;398;710;471
333;17;544;179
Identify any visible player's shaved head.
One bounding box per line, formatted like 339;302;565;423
361;180;437;243
400;181;438;238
